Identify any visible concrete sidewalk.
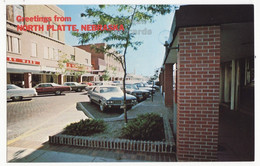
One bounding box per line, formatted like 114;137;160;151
8;91;176;162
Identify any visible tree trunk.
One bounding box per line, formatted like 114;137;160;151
123;69;127;124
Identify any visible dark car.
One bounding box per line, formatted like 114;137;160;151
134;82;155;94
34;83;71;95
123;84;150;102
64;82;87;92
88;86;137;112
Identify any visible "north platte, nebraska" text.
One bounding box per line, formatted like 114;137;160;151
17;24;125;32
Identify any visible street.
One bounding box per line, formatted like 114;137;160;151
7;92;90;144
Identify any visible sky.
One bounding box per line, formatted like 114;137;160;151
58;5;175;77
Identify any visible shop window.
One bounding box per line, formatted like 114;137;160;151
32;74;41;87
10;73;24;88
31;42;37;57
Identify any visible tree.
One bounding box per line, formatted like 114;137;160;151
101;69;110;81
149;68;160;82
72;5;173;123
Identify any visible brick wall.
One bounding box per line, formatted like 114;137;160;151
176;26;220;161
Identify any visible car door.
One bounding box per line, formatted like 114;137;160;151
91;87;100;102
35;84;45;93
44;84;54;93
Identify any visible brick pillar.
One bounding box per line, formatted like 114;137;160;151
164;64;173;107
24;73;32;88
58;74;64;85
176;26;220;161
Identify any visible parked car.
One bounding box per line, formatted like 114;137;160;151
34;83;71;95
7;84;37;101
122;84;150;102
134;82;155;94
64;82;86;92
88;86;137;112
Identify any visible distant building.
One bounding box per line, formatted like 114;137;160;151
76;43;124;81
6;5;92;87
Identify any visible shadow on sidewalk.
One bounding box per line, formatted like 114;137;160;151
218;105;254;161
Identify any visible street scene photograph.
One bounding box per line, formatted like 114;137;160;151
3;1;256;164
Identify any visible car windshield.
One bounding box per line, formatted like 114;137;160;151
126;84;138;90
7;84;21;90
52;83;61;86
100;87;121;93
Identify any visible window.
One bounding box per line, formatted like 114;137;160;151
43;21;50;37
49;47;54;59
7;35;21;54
13;5;24;25
53;24;59;40
54;49;58;60
71;55;75;61
44;46;48;59
31;42;37;57
44;47;57;60
85;58;88;64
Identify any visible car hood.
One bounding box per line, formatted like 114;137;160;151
9;88;37;93
101;92;136;100
139;87;153;91
137;89;150;93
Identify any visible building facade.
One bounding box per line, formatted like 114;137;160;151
160;5;254;161
6;5;92;88
76;43;124;81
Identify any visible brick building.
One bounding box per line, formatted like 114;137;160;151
160;5;254;161
6;5;92;88
76;43;124;81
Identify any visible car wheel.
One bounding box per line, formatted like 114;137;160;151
12;96;23;101
55;91;61;95
99;102;106;112
77;88;82;92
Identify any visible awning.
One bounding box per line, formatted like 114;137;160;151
7;63;41;74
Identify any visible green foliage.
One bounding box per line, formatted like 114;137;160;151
121;113;165;141
63;119;106;136
102;69;110;81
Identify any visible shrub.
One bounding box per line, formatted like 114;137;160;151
121;113;165;141
63;119;106;136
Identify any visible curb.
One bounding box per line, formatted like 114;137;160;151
49;135;176;154
76;102;95;119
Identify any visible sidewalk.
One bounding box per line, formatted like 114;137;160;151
8;91;176;162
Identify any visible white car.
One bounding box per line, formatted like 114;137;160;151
88;86;137;112
7;84;37;101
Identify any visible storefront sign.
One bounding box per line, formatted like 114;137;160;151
7;57;40;65
66;62;90;72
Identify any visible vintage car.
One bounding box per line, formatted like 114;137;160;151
88;86;137;112
7;84;37;101
134;82;155;94
34;83;71;95
122;84;150;101
64;82;87;92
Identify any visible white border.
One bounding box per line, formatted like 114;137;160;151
1;0;259;166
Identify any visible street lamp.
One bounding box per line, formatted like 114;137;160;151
164;41;179;52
